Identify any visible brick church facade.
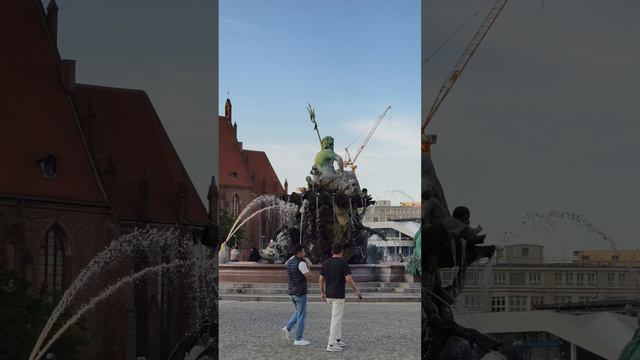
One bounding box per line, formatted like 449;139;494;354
218;98;286;259
0;1;216;359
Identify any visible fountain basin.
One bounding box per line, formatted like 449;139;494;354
219;262;417;283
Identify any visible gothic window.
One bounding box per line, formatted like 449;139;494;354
40;225;65;293
231;194;240;217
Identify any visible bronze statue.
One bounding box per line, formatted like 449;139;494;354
260;107;378;264
423;150;519;360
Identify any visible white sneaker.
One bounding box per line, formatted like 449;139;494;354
335;339;346;347
294;339;311;346
281;327;290;341
326;344;343;352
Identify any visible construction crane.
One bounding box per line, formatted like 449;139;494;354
422;0;508;136
384;189;416;203
344;106;392;172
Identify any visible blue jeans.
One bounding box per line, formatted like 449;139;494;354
285;294;307;341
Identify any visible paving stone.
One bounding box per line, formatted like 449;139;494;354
219;300;421;360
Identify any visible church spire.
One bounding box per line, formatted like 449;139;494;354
224;94;232;121
46;0;59;46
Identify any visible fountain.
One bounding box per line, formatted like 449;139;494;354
255;111;380;265
28;226;219;360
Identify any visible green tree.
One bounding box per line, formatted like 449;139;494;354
218;209;246;248
0;266;88;360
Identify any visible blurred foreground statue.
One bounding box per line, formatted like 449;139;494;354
422;145;520;360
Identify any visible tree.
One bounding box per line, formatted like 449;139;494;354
0;266;87;360
218;209;245;248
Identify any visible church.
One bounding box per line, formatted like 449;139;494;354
0;0;216;358
218;98;286;258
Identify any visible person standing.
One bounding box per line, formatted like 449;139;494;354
248;246;260;262
319;243;362;352
281;245;313;346
229;246;240;262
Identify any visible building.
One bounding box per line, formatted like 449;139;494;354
362;200;421;222
446;244;640;314
573;249;640;266
439;244;640;359
456;310;635;360
218;98;285;258
364;221;419;259
1;1;215;358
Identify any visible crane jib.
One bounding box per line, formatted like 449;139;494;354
422;0;508;135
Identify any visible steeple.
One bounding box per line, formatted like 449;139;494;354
46;0;59;46
224;96;232;121
284;178;288;194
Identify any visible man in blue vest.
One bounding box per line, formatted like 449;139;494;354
281;244;313;346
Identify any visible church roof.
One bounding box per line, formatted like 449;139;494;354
73;85;209;225
0;0;107;205
218;116;254;189
243;150;284;194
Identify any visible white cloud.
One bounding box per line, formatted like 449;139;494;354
220;18;257;37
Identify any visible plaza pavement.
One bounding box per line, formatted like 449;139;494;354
219;300;421;360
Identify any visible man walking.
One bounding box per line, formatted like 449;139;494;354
319;243;362;352
282;245;313;346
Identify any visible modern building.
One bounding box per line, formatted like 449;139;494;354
456;310;636;360
446;244;640;314
218;98;285;258
1;1;215;358
439;244;640;359
364;221;419;259
362;200;421;222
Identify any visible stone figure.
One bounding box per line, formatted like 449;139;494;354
260;113;378;264
315;136;344;175
423;150;518;360
424;182;485;245
260;225;296;263
306;136;361;197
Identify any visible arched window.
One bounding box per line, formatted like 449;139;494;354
231;194;241;217
40;225;65;293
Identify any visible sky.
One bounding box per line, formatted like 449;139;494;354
425;0;640;255
55;0;218;200
220;0;421;205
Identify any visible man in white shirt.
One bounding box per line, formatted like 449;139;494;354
229;246;240;262
281;245;313;346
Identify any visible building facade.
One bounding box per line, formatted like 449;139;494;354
362;200;421;222
218;98;285;259
1;1;215;358
573;249;640;266
446;244;640;314
364;221;419;260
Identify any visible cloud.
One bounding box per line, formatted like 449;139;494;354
220;18;257;37
341;115;421;156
